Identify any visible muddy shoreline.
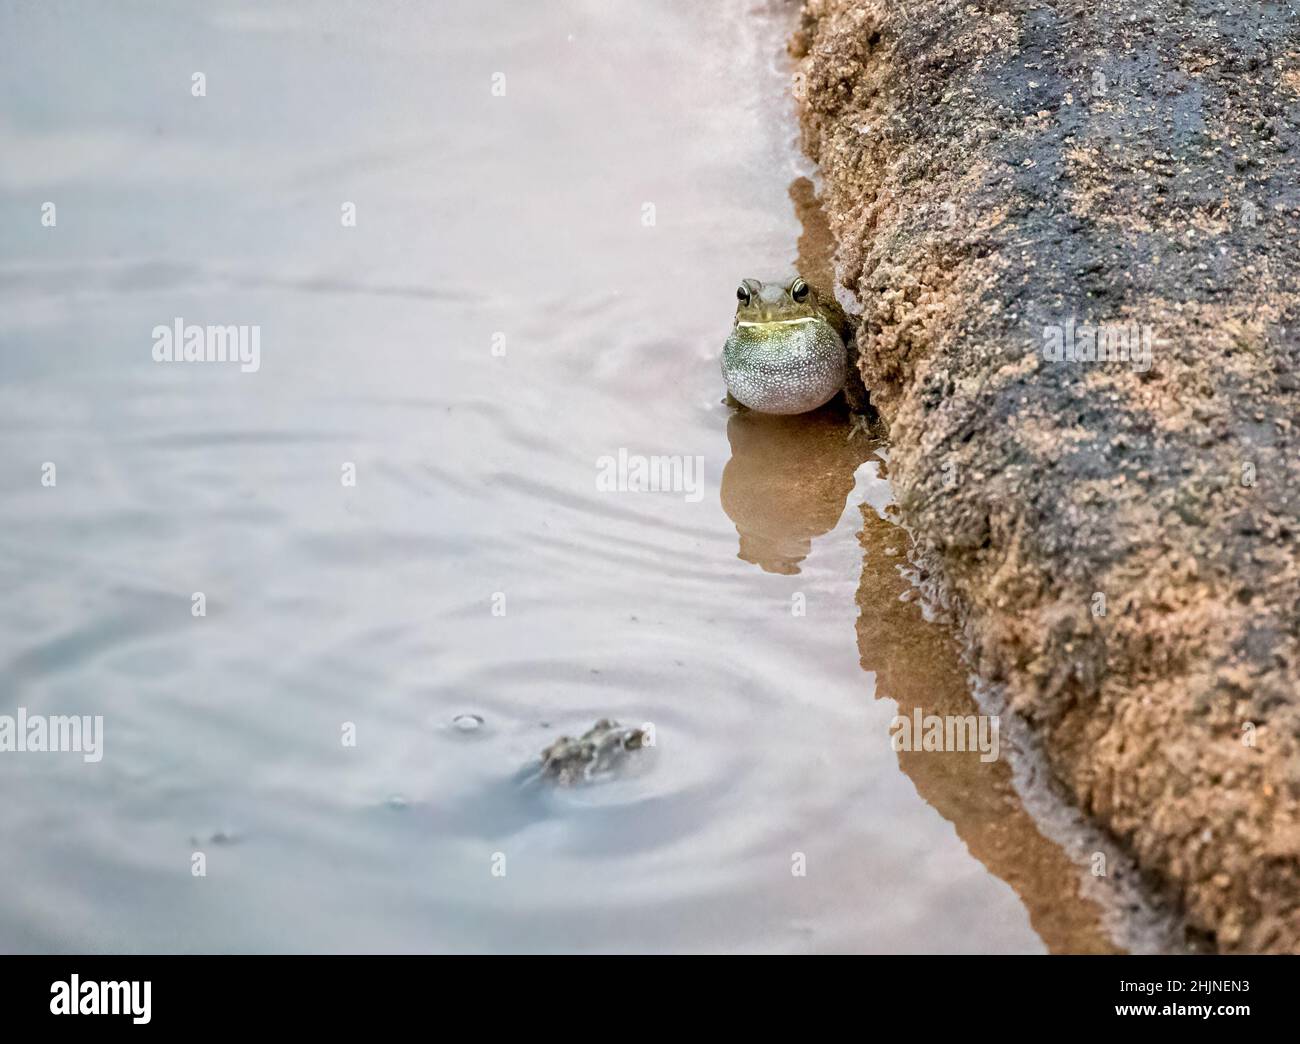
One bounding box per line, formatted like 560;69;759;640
793;0;1300;951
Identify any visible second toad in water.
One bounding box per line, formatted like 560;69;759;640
539;719;648;785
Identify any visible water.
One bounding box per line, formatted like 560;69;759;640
0;0;1119;952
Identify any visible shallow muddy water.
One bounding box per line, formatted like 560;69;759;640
1;0;1120;952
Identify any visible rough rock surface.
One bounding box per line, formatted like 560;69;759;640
793;0;1300;951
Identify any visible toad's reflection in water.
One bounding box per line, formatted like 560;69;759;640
853;467;1122;953
720;402;875;574
717;391;1121;949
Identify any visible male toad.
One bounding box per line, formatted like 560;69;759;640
721;276;867;415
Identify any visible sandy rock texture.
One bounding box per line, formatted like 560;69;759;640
792;0;1300;951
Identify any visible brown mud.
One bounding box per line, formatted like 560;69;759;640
793;0;1300;951
719;170;1154;952
854;483;1123;953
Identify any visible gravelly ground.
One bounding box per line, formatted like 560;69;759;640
794;0;1300;952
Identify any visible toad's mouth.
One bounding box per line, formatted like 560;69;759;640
734;317;824;328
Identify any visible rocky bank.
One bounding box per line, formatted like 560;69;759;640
793;0;1300;951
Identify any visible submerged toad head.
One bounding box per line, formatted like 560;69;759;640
538;719;649;785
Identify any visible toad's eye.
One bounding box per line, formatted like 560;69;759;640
736;284;751;304
791;278;810;303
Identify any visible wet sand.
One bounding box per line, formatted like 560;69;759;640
734;174;1126;952
795;0;1300;951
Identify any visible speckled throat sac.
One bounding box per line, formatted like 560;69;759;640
721;318;847;415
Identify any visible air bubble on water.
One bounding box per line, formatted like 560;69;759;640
452;713;484;732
